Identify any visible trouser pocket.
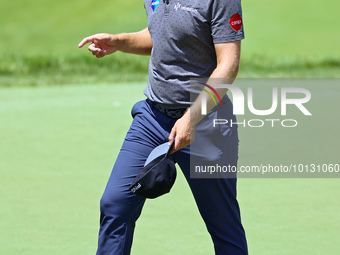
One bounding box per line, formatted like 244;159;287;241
131;100;145;118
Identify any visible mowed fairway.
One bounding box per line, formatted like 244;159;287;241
0;0;339;254
0;84;339;255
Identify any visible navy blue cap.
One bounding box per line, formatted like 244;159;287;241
129;141;176;199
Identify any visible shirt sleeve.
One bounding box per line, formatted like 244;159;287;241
210;0;245;44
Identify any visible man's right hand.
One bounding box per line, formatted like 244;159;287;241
78;33;119;58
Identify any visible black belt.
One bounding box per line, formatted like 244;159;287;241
150;101;188;119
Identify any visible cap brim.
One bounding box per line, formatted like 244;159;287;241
144;140;174;167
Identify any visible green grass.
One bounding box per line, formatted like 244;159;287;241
0;0;147;56
0;0;339;86
1;0;338;57
0;84;339;254
241;0;340;58
0;54;339;87
1;0;340;254
0;53;150;86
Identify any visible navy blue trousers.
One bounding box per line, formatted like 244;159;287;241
96;98;248;255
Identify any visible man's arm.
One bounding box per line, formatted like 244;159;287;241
78;28;153;58
168;40;241;154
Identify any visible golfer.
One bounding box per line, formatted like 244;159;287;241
79;0;247;254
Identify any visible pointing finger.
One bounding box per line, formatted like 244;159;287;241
78;35;97;48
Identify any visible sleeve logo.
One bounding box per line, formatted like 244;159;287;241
230;14;243;31
151;0;160;11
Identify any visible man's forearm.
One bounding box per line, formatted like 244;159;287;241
189;47;240;127
116;28;153;55
167;40;241;153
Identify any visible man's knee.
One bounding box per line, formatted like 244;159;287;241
100;189;144;221
100;190;126;215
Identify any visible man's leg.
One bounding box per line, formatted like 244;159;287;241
96;141;148;255
172;98;248;255
174;142;248;254
96;100;173;255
